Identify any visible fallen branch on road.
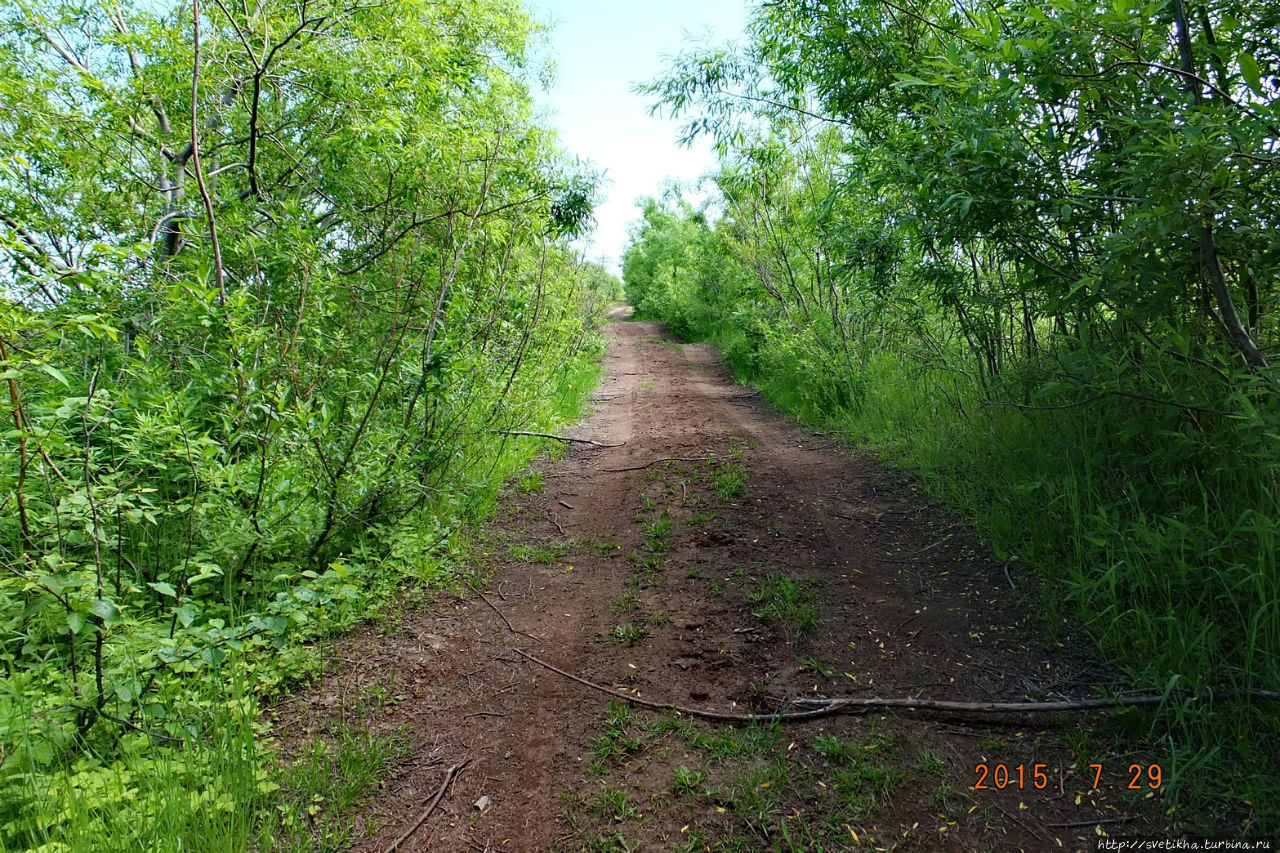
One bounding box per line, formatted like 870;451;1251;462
384;759;471;853
515;649;1280;721
601;456;721;473
493;430;624;447
514;649;833;722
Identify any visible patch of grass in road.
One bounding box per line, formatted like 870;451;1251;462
509;535;618;564
613;589;641;612
814;732;904;821
509;539;572;563
671;765;707;795
588;701;645;776
796;655;835;677
606;621;649;646
566;704;921;851
591;787;641;822
687;721;782;760
641;511;674;552
747;573;819;636
709;461;748;501
584;832;641;852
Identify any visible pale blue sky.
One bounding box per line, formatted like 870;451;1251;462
526;0;753;272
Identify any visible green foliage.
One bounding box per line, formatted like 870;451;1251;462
629;0;1280;832
0;0;607;846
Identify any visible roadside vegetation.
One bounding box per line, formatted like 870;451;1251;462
624;0;1280;834
0;0;621;847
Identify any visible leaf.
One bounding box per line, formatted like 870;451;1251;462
67;612;85;634
1239;51;1262;93
89;598;120;624
148;581;178;598
38;363;70;387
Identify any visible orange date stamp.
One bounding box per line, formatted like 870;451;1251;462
973;762;1163;792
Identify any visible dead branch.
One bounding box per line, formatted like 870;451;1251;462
601;456;721;473
478;593;539;642
383;759;470;853
516;650;1280;721
514;650;836;722
493;430;623;448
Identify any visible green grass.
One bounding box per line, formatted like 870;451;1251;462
747;573;819;637
605;621;650;647
509;539;573;563
590;787;641;822
588;702;645;776
687;722;781;760
709;462;748;501
515;471;545;494
814;733;903;821
613;589;641;612
641;511;674;552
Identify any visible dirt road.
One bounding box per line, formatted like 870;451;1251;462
282;318;1155;851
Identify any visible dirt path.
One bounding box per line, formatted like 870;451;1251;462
279;318;1161;852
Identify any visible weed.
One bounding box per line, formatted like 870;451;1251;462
815;733;903;820
671;765;707;795
710;462;748;501
796;655;835;677
588;701;644;775
931;779;968;815
635;554;665;574
642;511;674;552
690;511;716;524
591;787;641;822
509;539;572;564
748;573;819;636
613;590;641;612
516;471;545;494
722;759;789;823
645;610;671;626
606;621;649;646
913;748;946;775
266;723;408;851
647;712;696;738
585;832;640;852
688;722;781;759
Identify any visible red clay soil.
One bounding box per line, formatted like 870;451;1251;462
274;316;1167;852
